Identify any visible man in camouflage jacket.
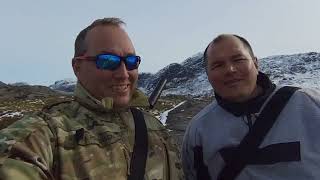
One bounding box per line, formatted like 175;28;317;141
0;17;183;180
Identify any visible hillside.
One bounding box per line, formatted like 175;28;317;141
2;51;320;146
50;52;320;95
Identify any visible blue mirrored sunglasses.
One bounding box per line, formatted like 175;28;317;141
74;53;141;70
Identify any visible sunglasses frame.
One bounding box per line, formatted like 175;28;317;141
73;53;141;71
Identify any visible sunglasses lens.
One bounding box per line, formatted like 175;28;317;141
96;54;120;70
126;56;140;70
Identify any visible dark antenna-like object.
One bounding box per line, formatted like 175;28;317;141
148;78;167;109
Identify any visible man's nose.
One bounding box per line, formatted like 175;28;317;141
226;63;237;73
113;61;129;79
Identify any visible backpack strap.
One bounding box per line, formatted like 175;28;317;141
128;108;148;180
193;146;211;180
217;86;300;180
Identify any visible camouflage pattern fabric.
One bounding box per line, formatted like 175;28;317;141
0;83;184;180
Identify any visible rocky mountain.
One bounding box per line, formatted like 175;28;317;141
140;51;320;95
50;52;320;95
0;81;7;88
138;52;211;96
9;82;29;86
2;51;320;146
49;79;76;92
0;84;63;102
0;83;72;129
259;52;320;88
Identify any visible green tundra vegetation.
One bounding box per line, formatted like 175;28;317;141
0;92;187;130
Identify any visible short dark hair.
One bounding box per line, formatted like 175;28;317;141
74;17;125;57
203;34;255;68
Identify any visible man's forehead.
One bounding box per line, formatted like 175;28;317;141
209;45;244;58
208;38;248;58
85;25;123;41
211;36;243;49
84;25;135;55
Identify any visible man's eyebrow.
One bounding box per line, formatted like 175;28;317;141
98;51;136;56
98;51;111;54
210;58;224;65
126;52;136;56
230;54;245;59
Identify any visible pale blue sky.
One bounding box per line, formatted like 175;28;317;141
1;0;320;85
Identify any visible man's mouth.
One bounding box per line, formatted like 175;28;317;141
112;84;130;93
224;79;242;86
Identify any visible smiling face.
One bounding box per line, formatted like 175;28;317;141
206;35;259;102
72;25;138;108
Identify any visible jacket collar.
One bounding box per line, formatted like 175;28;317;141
73;82;149;112
215;72;276;117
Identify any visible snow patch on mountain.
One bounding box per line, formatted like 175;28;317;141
159;101;186;125
162;72;212;96
259;52;320;90
49;78;76;92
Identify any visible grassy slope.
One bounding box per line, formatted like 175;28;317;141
0;96;72;129
0;95;186;130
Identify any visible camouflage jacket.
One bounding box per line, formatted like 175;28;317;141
0;83;184;180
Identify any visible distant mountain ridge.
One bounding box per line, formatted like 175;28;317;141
48;52;320;96
140;51;320;95
0;81;7;88
49;79;76;92
259;52;320;88
138;52;210;96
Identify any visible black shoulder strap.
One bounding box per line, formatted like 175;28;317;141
218;86;300;180
128;108;148;180
193;146;211;180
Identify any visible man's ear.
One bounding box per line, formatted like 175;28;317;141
72;58;80;77
253;56;259;69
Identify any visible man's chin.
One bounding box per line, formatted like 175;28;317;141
113;97;131;108
224;92;252;103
